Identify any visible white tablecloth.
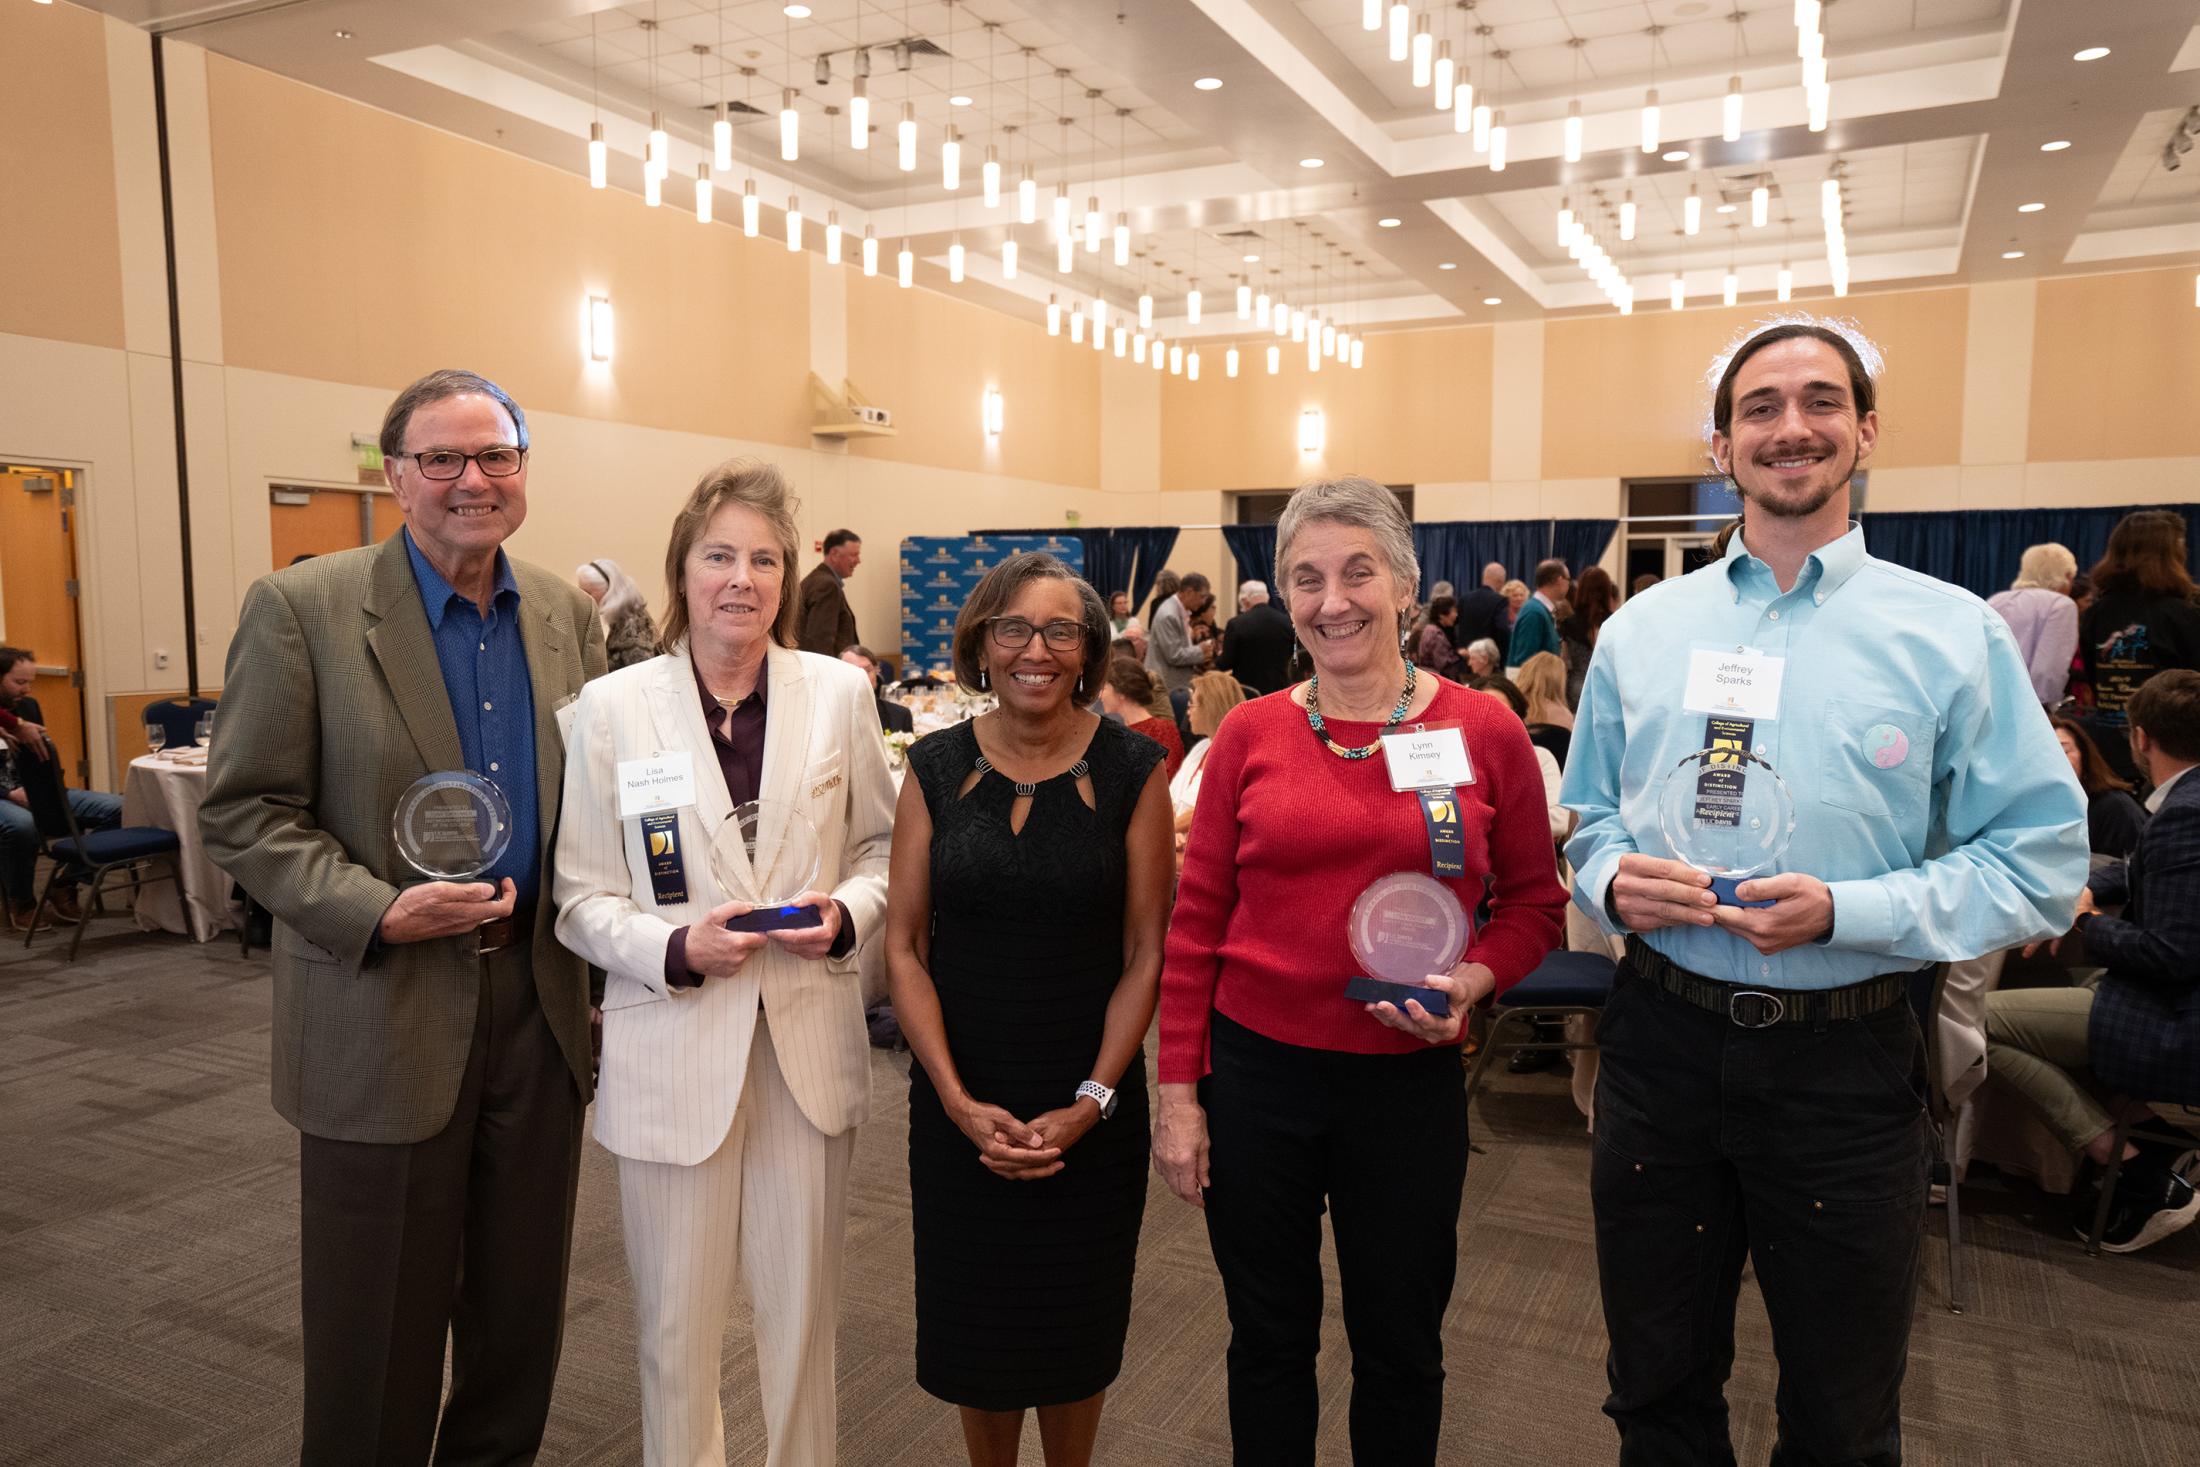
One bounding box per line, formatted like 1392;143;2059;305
122;754;240;943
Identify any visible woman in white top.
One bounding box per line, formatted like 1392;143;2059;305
1169;671;1251;829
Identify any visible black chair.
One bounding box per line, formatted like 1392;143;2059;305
1907;967;1966;1314
1463;949;1617;1123
17;749;180;963
143;697;216;753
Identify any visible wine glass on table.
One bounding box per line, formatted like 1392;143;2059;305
145;721;167;759
194;713;214;753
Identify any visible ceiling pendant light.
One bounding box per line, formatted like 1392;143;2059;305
1807;85;1830;132
1226;346;1240;378
1684;180;1702;235
898;239;914;289
786;195;802;251
1092;298;1107;335
1454;68;1473;130
695;164;713;223
742;178;759;236
1723;269;1739;306
780;89;799;162
1351;336;1365;368
942;126;961;189
1751;184;1770;228
1273;299;1291;337
1046;294;1061;335
1187;349;1200;381
1670;274;1685;310
1170;343;1184;375
1488;111;1507;171
1266;343;1281;375
982;145;1000;207
1114;324;1127;358
1388;2;1409;63
849;78;868;149
1139;292;1154;329
1724;76;1743;142
1291;307;1306;344
825;210;842;263
1256;291;1271;328
711;102;732;171
1093;310;1106;352
948;239;965;282
1321;320;1337;357
1363;0;1382;30
1435;42;1455;109
1237;280;1252;319
1114;213;1131;266
1001;238;1018;279
862;224;879;276
1558;197;1575;248
1640;88;1660;154
645;168;662;207
648;111;669;180
1019;166;1037;224
588;122;607;189
1133;332;1146;363
1411;16;1434;88
1777;262;1793;301
1085;197;1104;254
1057;226;1075;276
1187;281;1202;325
1472;101;1491;152
898;103;917;172
1071;305;1085;343
1306;332;1321;372
1052;183;1071;240
1152;337;1166;373
1564;99;1583;163
1620;190;1638;241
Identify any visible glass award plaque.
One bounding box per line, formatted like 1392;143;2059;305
392;771;513;881
711;798;826;932
1656;747;1796;908
1341;872;1472;1019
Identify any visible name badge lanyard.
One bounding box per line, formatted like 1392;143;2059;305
1382;722;1472;880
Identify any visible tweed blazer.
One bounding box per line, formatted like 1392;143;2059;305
2087;770;2200;1104
200;534;607;1144
552;644;894;1163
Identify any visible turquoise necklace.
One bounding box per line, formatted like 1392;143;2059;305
1304;659;1417;760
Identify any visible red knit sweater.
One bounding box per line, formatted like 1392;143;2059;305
1159;680;1568;1082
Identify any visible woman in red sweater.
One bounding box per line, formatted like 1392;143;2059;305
1155;476;1567;1465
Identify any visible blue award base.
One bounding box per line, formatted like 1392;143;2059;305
1710;874;1777;909
726;903;825;933
1344;975;1452;1019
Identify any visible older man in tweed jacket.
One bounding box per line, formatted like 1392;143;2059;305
202;370;606;1463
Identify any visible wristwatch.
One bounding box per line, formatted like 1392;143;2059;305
1075;1079;1118;1119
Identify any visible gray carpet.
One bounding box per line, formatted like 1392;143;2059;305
4;918;2197;1466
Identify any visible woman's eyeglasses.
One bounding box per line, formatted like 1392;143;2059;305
985;617;1084;651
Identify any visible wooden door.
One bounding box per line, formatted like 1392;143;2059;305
0;466;89;785
270;488;371;567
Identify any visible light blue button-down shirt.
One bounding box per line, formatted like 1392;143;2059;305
1561;523;2087;990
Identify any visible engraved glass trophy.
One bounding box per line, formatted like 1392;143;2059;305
1341;872;1473;1019
1656;747;1796;907
392;771;513;881
711;798;826;932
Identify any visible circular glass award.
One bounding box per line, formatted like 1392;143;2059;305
710;798;826;932
392;771;513;881
1656;747;1796;907
1342;872;1473;1018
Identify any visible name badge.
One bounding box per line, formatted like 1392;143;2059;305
639;812;689;906
1682;647;1785;720
617;752;698;819
1380;724;1473;792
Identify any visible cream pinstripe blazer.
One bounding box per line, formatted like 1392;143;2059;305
553;643;894;1163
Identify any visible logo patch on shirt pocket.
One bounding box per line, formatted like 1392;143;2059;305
1864;723;1910;769
1820;702;1929;822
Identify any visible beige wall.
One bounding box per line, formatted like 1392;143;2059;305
2029;268;2200;463
0;2;125;352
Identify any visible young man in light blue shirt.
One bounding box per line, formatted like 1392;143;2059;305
1561;320;2087;1467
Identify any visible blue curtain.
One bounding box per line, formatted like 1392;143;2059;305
1407;519;1614;593
1408;522;1481;598
1861;504;2200;600
1551;519;1619;580
1112;527;1181;609
1222;524;1278;592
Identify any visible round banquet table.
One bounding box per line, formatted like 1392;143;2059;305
121;754;241;942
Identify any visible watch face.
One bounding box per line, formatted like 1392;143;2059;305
1100;1090;1118;1119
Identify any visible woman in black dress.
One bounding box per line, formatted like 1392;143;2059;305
885;552;1174;1467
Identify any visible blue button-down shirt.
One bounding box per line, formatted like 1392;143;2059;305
1561;523;2087;990
403;529;540;906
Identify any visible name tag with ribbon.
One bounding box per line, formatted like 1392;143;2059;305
617;752;697;819
639;812;689;906
1381;723;1472;880
1682;647;1785;720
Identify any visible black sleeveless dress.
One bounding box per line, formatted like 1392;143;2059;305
905;716;1164;1411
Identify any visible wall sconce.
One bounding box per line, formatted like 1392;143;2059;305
586;295;614;362
983;389;1005;437
1299;408;1324;455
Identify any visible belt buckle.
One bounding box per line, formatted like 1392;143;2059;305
1729;989;1785;1029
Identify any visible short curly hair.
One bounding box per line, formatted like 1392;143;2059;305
951;552;1110;694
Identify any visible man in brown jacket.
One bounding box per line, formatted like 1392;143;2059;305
202;369;605;1466
797;527;862;656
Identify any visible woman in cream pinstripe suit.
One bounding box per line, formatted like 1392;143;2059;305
554;459;895;1467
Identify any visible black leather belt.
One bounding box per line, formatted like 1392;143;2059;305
1621;936;1912;1029
476;907;533;955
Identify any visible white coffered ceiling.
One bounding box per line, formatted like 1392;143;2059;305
67;0;2200;333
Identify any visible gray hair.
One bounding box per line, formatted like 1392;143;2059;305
2012;542;2077;591
1466;637;1501;670
1238;579;1269;606
1273;475;1421;605
379;368;528;461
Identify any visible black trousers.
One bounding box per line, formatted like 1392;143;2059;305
298;949;584;1467
1200;1013;1468;1467
1591;960;1932;1467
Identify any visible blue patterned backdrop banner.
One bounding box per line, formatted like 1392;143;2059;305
898;534;1086;675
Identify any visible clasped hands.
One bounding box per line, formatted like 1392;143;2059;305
1608;853;1834;956
948;1091;1101;1181
681;889;843;976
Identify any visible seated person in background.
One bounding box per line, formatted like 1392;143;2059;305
1412;595;1463;680
1107;590;1142;639
1463;637;1501;681
1469;676;1569;847
1097;657;1183;779
2053;714;2146;861
1987;670;2200;1253
1515;651;1574;771
0;645;121;932
1171;671;1249;832
842;644;915;733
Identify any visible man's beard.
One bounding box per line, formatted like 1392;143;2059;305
1735;445;1857;520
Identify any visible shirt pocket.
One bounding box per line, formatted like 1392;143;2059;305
1817;699;1932;828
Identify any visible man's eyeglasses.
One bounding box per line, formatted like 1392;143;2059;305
396;446;527;480
985;617;1085;651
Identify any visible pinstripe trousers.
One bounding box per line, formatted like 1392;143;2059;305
617;1018;855;1467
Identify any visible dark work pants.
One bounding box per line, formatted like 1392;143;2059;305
298;948;584;1467
1590;964;1932;1467
1200;1013;1468;1467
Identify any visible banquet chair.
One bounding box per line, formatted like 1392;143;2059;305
17;751;180;963
1908;966;1967;1314
1463;949;1617;1126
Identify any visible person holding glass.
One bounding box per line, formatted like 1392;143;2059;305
554;458;895;1467
886;552;1172;1467
1155;477;1567;1464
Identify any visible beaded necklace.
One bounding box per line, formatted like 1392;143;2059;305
1303;659;1417;759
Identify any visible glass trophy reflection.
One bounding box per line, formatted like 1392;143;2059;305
1656;747;1796;907
711;798;826;933
392;771;513;881
1341;872;1472;1019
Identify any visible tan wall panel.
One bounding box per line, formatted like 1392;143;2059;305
2028;268;2200;463
1540;288;1969;480
0;1;125;349
843;275;1101;488
206;57;811;448
1159;326;1493;492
